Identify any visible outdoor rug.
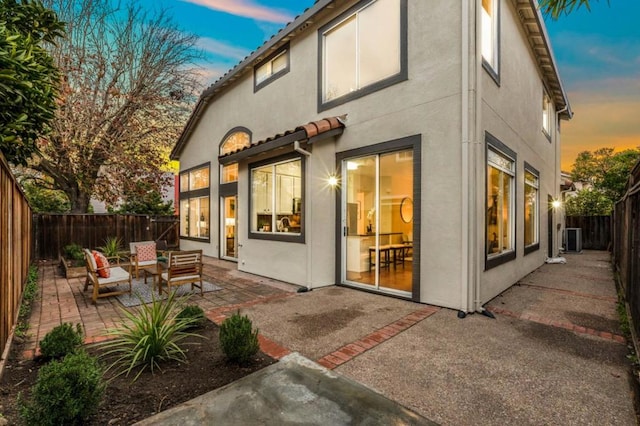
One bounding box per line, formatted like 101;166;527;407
102;278;223;307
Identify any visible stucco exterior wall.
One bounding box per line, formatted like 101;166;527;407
176;0;566;311
478;0;561;304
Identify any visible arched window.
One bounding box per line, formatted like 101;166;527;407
220;130;251;156
220;129;251;184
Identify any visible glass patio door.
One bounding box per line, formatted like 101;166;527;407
342;149;413;295
221;196;237;260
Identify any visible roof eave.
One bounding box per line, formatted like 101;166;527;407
516;0;573;120
170;0;335;160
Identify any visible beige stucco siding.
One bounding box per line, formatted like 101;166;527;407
478;0;561;304
176;0;565;311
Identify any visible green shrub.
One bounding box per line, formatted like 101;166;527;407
63;243;85;261
39;323;83;360
15;265;39;338
176;305;206;329
19;350;105;426
98;236;123;258
96;291;202;381
219;311;259;364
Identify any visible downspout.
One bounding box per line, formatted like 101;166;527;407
461;0;485;315
294;141;312;291
460;0;471;313
553;105;569;256
461;0;480;314
473;0;484;313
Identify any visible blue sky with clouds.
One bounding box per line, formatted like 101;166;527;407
148;0;639;169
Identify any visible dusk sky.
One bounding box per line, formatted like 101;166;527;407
149;0;640;171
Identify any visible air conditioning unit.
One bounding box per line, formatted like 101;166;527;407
565;228;582;252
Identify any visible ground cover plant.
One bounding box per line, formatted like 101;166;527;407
0;318;275;425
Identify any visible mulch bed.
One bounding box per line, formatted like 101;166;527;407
0;320;276;425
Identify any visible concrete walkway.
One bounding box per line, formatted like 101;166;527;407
16;251;636;425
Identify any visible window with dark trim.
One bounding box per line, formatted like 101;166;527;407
318;0;407;111
254;44;289;92
220;129;251;184
481;0;500;84
542;90;552;140
249;154;304;243
524;163;540;255
179;163;210;240
486;133;516;269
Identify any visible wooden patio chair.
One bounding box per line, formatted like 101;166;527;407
129;240;161;279
159;250;203;296
84;249;132;304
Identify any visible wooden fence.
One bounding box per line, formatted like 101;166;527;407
0;154;32;361
565;216;611;250
613;159;640;340
32;214;179;260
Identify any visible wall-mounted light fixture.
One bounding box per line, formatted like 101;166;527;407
328;175;339;187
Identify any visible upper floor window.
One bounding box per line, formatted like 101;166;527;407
254;45;289;91
481;0;499;80
220;130;251;184
319;0;406;110
542;91;552;138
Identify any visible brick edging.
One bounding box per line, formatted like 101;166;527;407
316;306;440;370
487;306;626;344
519;283;618;303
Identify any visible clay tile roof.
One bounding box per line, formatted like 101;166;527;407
218;115;346;164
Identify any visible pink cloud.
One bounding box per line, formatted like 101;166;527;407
181;0;293;23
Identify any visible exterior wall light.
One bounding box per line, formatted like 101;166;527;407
551;200;562;209
328;175;339;187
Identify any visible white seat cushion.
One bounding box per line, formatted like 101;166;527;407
137;260;157;267
161;273;201;283
96;267;130;285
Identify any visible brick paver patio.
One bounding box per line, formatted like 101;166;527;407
23;257;297;357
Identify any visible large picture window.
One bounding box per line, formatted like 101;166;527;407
179;164;210;240
250;157;303;241
481;0;499;81
486;138;515;267
319;0;406;109
524;165;539;252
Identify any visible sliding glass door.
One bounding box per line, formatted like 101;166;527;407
342;149;413;295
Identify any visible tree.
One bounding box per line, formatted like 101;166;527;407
0;0;64;166
564;189;613;216
113;181;175;215
571;147;640;202
539;0;607;18
29;0;200;212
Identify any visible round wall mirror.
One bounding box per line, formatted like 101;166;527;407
400;197;413;223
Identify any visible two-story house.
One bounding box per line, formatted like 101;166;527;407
171;0;572;313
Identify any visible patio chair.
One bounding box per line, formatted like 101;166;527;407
129;240;163;279
159;250;203;296
84;249;132;304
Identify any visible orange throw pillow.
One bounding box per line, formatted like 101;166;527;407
92;250;111;278
136;244;156;262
